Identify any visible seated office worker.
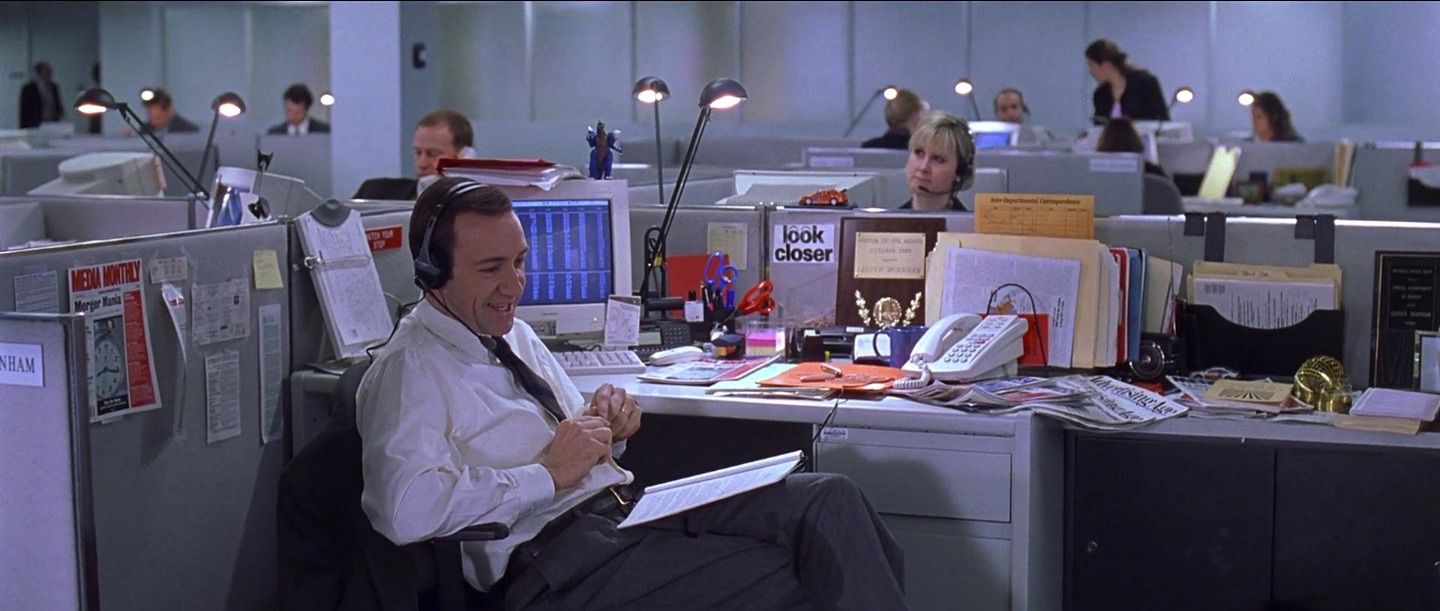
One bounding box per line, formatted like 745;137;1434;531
141;88;199;135
862;88;928;150
1085;38;1168;123
1096;118;1169;179
900;112;977;211
1250;91;1303;143
268;83;330;136
993;88;1028;124
351;109;476;200
357;177;908;610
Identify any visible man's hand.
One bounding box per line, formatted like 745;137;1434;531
587;384;643;442
542;416;612;491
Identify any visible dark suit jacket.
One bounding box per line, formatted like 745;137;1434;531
354;178;419;200
19;80;63;128
1092;70;1169;123
147;114;200;134
268;118;331;135
862;130;911;150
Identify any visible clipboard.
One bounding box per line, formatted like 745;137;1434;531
294;200;393;360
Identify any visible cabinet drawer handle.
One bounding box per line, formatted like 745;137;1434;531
1086;541;1099;554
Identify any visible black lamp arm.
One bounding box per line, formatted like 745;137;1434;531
843;89;884;139
637;105;713;308
117;103;208;198
196;108;220;189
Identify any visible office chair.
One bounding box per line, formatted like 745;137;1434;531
278;359;509;611
1142;173;1184;215
354;177;420;201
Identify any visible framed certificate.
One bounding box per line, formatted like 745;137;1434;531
1414;330;1440;393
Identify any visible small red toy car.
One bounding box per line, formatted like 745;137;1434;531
799;188;848;206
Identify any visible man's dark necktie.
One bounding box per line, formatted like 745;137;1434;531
481;336;567;422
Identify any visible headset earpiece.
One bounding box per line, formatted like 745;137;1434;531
952;119;976;193
413;179;486;291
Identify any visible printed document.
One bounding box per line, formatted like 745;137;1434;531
295;209;392;359
1190;277;1335;329
619;451;804;529
940;247;1079;368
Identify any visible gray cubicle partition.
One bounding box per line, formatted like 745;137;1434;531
692;134;855;168
976;150;1143;215
258;134;333;199
0;312;98;611
1;144;211;199
1157;141;1215;176
803;147;908;169
1232;141;1337;184
618;163;739;206
1351;141;1440;222
0;223;291;611
628;203;766;298
766;207;971;327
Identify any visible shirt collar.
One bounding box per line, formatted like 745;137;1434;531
413;299;498;363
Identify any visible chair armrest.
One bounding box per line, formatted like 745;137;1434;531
437;523;510;542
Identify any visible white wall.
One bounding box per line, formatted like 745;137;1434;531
1342;1;1440;140
251;6;331;133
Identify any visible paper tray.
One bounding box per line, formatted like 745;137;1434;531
1176;302;1344;377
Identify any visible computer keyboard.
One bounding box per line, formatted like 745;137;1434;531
555;349;648;376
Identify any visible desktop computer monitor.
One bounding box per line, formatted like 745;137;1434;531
968;121;1021;150
27;152;164;196
493;179;633;339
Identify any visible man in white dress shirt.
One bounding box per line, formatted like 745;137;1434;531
357;176;908;610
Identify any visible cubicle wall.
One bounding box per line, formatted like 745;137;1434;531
1232;141;1336;184
1351;142;1440;222
618;163;739;207
628;203;767;297
1157;141;1215;176
976;150;1143;215
258;134;333;199
0;223;291;611
1;132;266;199
0;313;98;611
0;195;195;247
691;134;855;168
766;207;971;327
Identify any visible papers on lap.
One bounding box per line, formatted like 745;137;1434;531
619;451;805;529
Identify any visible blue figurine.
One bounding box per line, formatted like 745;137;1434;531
587;121;622;180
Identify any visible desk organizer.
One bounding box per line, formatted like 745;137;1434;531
1176;302;1344;378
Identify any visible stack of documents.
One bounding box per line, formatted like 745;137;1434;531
1166;375;1312;419
893;375;1188;431
1187;262;1341;329
438;158;583;190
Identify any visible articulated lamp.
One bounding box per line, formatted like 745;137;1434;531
953;78;981;121
1237;90;1256;107
843;85;898;138
197;91;247;185
74;87;208;199
638;78;748;312
632;76;671;208
1155;86;1195;138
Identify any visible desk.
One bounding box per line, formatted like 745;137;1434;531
1182;197;1357;219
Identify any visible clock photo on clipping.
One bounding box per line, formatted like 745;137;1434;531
92;315;131;415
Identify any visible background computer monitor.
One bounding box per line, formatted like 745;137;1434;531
968;121;1021;150
494;179;633;339
27;152;163;196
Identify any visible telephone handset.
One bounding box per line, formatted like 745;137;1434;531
901;313;1028;382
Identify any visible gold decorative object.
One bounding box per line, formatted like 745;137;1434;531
855;290;923;329
1293;355;1353;413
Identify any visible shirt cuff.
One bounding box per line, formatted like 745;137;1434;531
611;440;627;459
511;463;556;509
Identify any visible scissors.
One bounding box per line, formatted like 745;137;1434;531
702;252;739;294
737;279;776;316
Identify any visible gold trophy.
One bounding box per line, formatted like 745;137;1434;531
1292;355;1352;413
855;291;923;329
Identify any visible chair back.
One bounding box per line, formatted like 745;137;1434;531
1142;173;1184;215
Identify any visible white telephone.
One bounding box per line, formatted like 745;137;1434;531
901;313;1029;383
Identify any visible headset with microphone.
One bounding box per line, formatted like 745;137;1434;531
413;178;488;292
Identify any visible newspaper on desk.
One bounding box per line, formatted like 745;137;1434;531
1165;374;1327;423
891;375;1187;431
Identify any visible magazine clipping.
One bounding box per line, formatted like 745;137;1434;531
69;258;163;421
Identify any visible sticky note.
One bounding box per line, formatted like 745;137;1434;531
252;250;284;290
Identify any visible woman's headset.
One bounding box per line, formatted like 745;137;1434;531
939;114;977;193
413;179;487;291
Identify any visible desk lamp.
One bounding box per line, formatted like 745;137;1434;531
1237;90;1256;107
843;86;898;138
1155;86;1194;139
632;76;671;208
953;79;981;121
197;92;247;185
319;92;335;107
75;87;208;199
637;77;748;314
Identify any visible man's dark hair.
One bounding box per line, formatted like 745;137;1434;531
409;177;513;272
283;83;314;109
143;88;174;110
417;109;474;150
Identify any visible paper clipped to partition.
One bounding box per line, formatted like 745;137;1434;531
974;193;1095;240
939;246;1080;368
294;209;393;359
1197;146;1241;200
619;451;804;529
